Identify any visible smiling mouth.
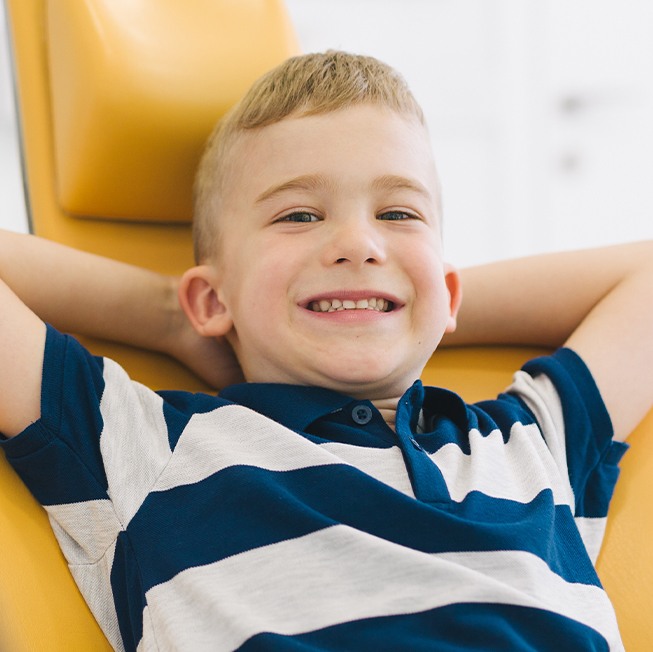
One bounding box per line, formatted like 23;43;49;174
308;297;395;313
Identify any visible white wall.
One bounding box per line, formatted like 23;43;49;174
0;0;27;234
1;1;652;265
284;0;653;266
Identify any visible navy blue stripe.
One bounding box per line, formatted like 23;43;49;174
4;437;110;505
49;328;107;483
126;464;600;594
111;531;147;652
239;603;609;652
220;383;356;433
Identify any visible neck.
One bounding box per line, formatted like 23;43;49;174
372;397;400;431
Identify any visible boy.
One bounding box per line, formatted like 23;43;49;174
0;51;651;651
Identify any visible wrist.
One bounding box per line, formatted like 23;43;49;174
158;275;188;359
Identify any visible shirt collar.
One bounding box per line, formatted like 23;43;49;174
219;379;470;436
422;384;471;433
219;383;356;432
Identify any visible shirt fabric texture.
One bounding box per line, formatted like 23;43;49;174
1;325;628;651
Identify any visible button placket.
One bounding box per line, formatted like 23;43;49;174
395;384;450;504
409;437;423;451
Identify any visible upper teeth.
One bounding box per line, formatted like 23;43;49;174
309;297;392;313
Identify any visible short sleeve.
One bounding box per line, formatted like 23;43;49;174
0;325;110;508
0;325;177;565
507;348;628;561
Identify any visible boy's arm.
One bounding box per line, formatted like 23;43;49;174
0;229;241;437
0;277;46;436
443;241;653;441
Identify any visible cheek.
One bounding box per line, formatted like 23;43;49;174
406;248;452;326
406;241;445;291
226;247;295;322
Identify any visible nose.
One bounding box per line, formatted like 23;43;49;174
322;217;387;267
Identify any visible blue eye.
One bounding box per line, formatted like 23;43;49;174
277;211;320;223
378;210;418;221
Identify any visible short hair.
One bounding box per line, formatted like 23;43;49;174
193;50;427;263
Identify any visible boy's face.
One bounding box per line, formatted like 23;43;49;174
207;104;460;399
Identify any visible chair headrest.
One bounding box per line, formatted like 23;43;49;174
46;0;297;223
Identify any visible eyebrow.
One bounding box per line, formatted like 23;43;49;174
255;174;336;204
255;173;433;205
370;175;433;201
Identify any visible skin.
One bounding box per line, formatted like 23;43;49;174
180;105;462;422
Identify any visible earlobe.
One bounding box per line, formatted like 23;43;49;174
443;264;463;333
178;265;233;337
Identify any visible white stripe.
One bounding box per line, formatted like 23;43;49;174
575;516;608;563
137;606;156;652
434;549;622;649
69;540;124;652
45;498;122;564
153;405;346;493
431;423;572;506
508;371;574;509
141;525;623;651
318;441;415;497
100;358;172;526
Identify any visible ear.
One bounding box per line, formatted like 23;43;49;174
443;263;463;334
178;265;233;337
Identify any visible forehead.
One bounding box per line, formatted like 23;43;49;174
221;105;440;207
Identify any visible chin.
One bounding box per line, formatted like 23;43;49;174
312;346;427;390
317;365;416;399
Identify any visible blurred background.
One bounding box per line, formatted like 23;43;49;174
1;0;652;267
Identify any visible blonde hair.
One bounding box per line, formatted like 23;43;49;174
193;50;427;263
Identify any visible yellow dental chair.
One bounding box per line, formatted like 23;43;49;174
1;1;651;650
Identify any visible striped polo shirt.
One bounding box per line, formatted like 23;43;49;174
2;325;627;651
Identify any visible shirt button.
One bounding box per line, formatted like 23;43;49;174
351;405;373;425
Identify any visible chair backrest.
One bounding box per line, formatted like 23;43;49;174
2;1;652;649
1;0;297;648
